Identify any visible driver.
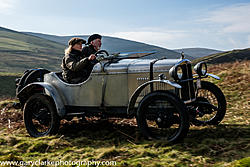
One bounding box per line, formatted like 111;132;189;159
82;34;102;59
61;37;96;83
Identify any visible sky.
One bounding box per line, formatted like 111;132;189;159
1;0;250;51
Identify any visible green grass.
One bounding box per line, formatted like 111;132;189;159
0;72;22;98
0;61;249;167
0;76;18;98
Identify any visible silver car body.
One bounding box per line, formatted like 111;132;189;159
16;51;225;139
43;59;181;108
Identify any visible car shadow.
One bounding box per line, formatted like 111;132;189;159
58;118;140;146
58;118;250;147
187;124;250;139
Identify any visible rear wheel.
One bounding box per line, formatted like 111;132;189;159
136;91;189;142
23;94;60;137
190;81;226;126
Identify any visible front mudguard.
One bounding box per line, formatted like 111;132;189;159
17;82;66;118
193;73;221;80
206;73;220;80
127;79;181;116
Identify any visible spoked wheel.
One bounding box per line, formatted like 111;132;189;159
190;81;226;126
23;94;60;137
137;91;189;142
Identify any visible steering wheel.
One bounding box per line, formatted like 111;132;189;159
91;50;109;64
95;50;109;60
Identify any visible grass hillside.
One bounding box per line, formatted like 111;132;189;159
0;60;249;166
193;48;250;64
0;26;193;73
0;72;22;98
0;27;66;73
25;32;193;60
174;48;223;58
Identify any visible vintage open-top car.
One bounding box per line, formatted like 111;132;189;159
15;50;226;142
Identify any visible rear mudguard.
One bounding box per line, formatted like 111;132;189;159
17;82;66;118
127;79;181;115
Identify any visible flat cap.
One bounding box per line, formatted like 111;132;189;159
68;37;86;46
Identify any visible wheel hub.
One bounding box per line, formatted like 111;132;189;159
195;97;213;116
156;112;178;128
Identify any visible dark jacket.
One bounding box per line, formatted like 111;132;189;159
82;45;97;57
61;49;93;83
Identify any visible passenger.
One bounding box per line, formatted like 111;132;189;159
61;37;96;84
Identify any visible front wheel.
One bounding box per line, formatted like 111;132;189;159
23;94;60;137
136;91;189;143
190;81;227;126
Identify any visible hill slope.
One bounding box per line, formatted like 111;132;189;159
0;26;194;73
25;32;193;59
0;60;249;166
174;48;223;58
193;48;250;64
0;27;65;72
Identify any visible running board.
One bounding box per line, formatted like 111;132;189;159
66;112;85;116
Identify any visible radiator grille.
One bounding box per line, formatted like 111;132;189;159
178;63;195;102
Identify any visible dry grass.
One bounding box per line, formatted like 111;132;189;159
207;60;250;125
0;60;249;167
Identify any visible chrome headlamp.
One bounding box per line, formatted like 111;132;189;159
169;65;183;80
194;61;207;76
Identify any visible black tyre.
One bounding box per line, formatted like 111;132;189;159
16;69;34;95
191;81;226;126
23;94;60;137
136;91;189;142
